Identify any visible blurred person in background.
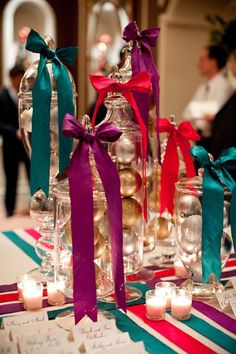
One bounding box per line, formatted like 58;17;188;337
210;19;236;160
0;66;30;217
183;44;233;152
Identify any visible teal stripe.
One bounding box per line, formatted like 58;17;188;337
1;231;41;265
186;313;236;353
46;306;176;354
109;309;176;354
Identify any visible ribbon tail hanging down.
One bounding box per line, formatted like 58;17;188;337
52;60;74;175
160;134;179;215
30;56;51;196
131;42;150;139
124;91;148;221
177;134;196;178
68;142;97;323
92;139;126;313
202;169;224;283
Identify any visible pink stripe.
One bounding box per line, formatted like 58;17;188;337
129;304;217;354
24;228;41;240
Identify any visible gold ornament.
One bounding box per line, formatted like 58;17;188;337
122;198;142;227
148;190;160;212
144;226;155;247
149;216;172;240
95;263;102;288
93;198;106;223
151;163;161;182
65;221;72;244
119;168;142;197
94;232;106;259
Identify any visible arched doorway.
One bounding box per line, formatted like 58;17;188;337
2;0;56;84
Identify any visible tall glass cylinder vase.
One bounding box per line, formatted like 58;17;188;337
100;90;145;301
117;48;158;282
175;176;232;298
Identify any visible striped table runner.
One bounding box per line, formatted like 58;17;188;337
0;229;235;354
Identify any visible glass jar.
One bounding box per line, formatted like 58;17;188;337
175;176;232;298
52;174;113;301
18;35;77;281
115;48;158;261
104;93;144;276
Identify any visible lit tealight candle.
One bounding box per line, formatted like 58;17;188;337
174;259;189;278
171;288;192;320
155;282;176;309
17;274;31;302
47;278;66;306
145;289;166;321
22;281;43;311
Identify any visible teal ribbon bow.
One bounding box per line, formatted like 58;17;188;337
190;146;236;283
26;29;78;196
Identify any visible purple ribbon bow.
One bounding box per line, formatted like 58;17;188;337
123;20;161;161
63;114;126;323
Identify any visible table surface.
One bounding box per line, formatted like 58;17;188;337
0;228;235;354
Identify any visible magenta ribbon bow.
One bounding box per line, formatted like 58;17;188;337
123;20;161;161
63;114;126;323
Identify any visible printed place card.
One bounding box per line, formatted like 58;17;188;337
72;319;118;343
11;320;64;341
0;342;18;354
3;311;48;329
83;332;131;353
99;341;147;354
0;329;10;343
18;332;68;354
31;343;78;354
230;298;236;317
216;289;236;309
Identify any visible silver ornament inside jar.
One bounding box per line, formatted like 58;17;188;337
175;176;232;298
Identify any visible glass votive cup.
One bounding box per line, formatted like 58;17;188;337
174;259;189;278
17;274;32;302
47;277;66;306
171;288;192;321
155;282;176;309
22;281;43;311
145;289;167;321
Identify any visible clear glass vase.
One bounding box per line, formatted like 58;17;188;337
52;175;114;329
175;176;232;298
18;34;77;281
100;85;145;300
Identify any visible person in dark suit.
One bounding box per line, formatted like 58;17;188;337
0;66;30;217
210;49;236;160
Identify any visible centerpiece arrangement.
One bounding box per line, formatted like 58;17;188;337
17;23;236;327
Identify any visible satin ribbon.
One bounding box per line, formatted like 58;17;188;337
160;119;200;214
63;114;126;323
26;29;77;196
123;20;161;161
90;71;151;220
190;146;236;283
